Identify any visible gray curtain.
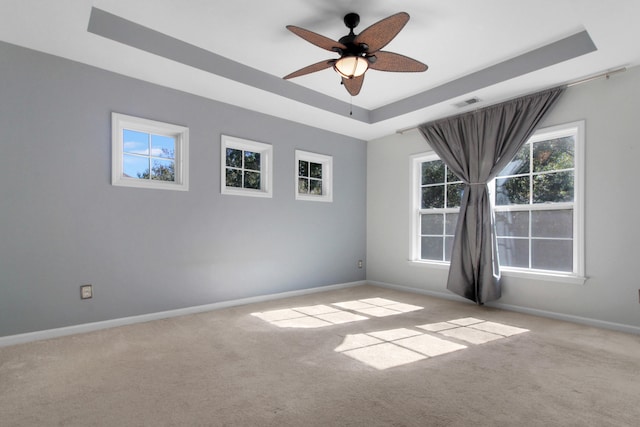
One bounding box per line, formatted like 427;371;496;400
418;87;564;304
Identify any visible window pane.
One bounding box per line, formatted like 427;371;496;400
497;238;529;268
309;179;322;195
226;169;242;187
244;171;261;189
310;162;323;179
244;151;261;171
299;160;309;177
422;160;444;185
123;130;149;155
226;148;242;168
446;168;460;183
151;134;175;159
532;209;573;238
445;213;458;235
532;239;573;272
422;186;444;209
533;137;574;172
498;143;530;177
533;171;574;203
123;154;149;179
444;237;454;262
447;182;464;208
298;178;309;194
421;213;444;235
150;159;175;181
495;176;529;205
421;236;444;261
495;211;529;237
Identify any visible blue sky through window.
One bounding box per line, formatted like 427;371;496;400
151;134;175;158
123;129;149;155
122;129;176;178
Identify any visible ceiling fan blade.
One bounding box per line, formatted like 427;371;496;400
354;12;410;53
368;51;428;72
283;60;335;79
342;74;364;96
286;25;347;52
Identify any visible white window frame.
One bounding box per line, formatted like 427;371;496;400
295;150;333;202
410;121;585;284
221;135;273;198
410;152;459;265
112;112;189;191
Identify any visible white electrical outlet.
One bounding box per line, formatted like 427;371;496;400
80;284;93;299
358;260;363;269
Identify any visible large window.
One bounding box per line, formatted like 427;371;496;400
112;113;189;191
221;135;273;198
411;121;584;279
414;157;462;262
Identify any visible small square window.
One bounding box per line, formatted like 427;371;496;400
112;113;189;191
221;135;273;198
295;150;333;202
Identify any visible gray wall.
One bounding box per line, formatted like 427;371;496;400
367;66;640;329
0;42;366;337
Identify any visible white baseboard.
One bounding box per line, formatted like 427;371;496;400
369;280;640;335
485;301;640;335
0;280;365;348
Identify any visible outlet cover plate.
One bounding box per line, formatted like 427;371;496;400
81;284;93;299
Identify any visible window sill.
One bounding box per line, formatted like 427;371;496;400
113;177;188;191
407;260;450;270
295;194;333;203
407;260;587;285
221;187;272;198
501;268;587;285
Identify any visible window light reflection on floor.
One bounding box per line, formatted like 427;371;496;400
335;318;529;370
251;304;367;328
333;297;423;317
250;298;424;329
251;300;529;370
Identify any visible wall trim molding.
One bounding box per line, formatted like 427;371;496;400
5;278;637;348
0;281;365;348
368;280;640;335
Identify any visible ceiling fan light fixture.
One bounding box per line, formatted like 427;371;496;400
333;56;368;79
284;12;426;95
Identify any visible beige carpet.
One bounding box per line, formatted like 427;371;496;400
1;285;639;426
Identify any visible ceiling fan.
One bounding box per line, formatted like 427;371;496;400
283;12;428;96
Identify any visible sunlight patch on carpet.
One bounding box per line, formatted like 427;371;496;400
251;298;423;329
334;334;383;352
438;327;503;344
395;334;467;357
417;319;529;344
272;316;333;329
336;319;529;370
335;329;465;370
368;328;422;341
448;317;485;326
332;298;423;317
252;304;366;328
469;321;529;336
342;343;428;370
417;321;459;332
315;311;368;325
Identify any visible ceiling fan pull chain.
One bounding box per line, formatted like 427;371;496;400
350;96;353;116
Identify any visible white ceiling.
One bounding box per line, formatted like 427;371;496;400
1;0;638;140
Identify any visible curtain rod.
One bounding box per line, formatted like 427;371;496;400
395;67;628;135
